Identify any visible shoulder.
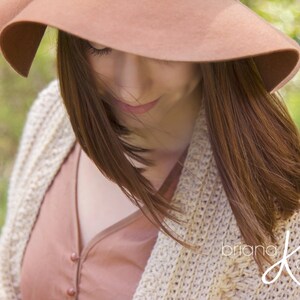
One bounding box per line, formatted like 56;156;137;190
6;78;76;214
26;78;63;123
15;78;65;147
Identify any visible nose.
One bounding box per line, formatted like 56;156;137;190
115;52;149;105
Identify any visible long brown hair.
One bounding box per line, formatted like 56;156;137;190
56;29;300;276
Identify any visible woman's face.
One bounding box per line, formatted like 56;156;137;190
86;40;203;130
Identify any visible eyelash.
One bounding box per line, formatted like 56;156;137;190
86;43;112;57
85;42;172;65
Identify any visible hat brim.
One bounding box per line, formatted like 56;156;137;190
0;0;299;93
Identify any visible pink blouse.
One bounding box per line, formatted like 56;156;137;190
20;142;187;299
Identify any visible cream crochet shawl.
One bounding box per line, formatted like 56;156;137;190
0;79;300;299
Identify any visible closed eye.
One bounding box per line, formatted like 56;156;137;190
86;42;112;57
85;42;173;66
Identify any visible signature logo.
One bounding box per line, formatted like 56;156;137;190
262;230;300;286
222;230;300;285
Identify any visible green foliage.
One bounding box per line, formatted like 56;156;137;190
0;27;57;228
242;0;300;42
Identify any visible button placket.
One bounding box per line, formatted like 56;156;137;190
68;252;80;297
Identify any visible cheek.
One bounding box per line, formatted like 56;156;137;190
87;55;115;80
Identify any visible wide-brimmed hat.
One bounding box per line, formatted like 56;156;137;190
0;0;300;93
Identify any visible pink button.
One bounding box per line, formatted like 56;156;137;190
67;287;76;296
70;252;80;262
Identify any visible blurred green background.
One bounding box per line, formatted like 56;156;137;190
0;1;300;228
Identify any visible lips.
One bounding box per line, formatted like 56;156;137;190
112;97;160;114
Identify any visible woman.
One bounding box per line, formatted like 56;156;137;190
0;0;300;299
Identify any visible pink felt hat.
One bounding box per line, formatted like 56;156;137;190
0;0;300;93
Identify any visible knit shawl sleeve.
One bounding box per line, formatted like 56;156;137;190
0;79;76;299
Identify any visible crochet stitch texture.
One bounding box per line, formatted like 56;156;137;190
0;79;300;299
